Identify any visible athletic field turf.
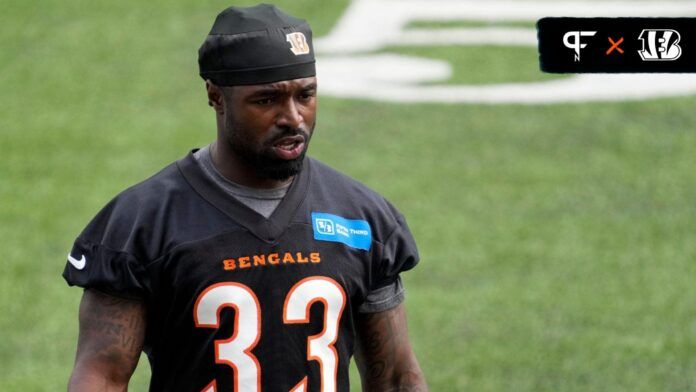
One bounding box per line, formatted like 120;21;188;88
2;0;695;390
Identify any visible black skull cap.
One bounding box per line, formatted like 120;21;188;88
198;3;315;86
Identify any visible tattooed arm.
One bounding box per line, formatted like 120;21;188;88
354;303;428;392
68;289;146;392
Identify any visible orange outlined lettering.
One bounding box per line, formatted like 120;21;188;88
223;259;236;271
253;255;266;266
222;252;320;271
297;253;309;263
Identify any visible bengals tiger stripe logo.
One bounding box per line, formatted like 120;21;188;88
286;32;310;55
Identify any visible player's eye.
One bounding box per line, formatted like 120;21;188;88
255;97;275;105
298;89;316;102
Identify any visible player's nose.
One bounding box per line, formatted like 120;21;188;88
276;99;303;129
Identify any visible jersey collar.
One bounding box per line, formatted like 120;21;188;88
177;150;310;243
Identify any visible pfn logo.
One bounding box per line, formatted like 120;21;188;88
563;31;597;61
638;29;682;61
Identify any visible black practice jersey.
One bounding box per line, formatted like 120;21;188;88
63;151;419;392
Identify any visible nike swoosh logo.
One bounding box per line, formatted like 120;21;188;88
68;254;87;270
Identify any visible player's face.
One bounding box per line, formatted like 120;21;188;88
222;76;317;181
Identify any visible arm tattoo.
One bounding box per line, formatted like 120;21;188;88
356;306;427;391
359;310;397;380
77;289;146;373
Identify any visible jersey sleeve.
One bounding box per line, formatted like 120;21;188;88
372;208;420;291
358;275;405;313
62;194;153;300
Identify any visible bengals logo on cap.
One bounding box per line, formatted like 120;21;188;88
286;32;310;55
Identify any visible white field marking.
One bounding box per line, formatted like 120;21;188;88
315;0;696;104
398;28;538;46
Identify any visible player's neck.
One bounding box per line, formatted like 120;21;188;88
210;141;294;190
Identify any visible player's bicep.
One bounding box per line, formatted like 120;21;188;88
354;304;427;391
69;289;146;390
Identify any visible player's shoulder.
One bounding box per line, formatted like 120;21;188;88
97;161;180;217
78;154;196;243
306;157;407;241
124;154;192;197
307;157;388;200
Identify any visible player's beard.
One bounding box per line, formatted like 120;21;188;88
224;114;313;181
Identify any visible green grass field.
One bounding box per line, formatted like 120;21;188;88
2;0;696;390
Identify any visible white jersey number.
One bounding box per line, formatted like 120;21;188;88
194;283;262;391
284;277;346;392
194;277;346;392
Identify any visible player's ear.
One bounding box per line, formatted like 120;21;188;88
205;79;225;114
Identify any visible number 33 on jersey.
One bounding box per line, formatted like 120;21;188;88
195;277;345;392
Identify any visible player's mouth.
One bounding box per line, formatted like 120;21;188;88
272;135;305;160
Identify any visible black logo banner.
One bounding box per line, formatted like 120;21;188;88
538;18;696;73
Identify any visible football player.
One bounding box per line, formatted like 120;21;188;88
64;4;427;391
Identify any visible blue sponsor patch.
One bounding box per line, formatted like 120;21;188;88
312;212;372;251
